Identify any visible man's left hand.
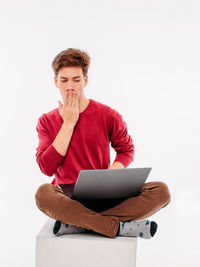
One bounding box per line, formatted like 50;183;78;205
108;161;125;169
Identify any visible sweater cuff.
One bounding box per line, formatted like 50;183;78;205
39;143;66;176
45;143;66;160
114;152;133;168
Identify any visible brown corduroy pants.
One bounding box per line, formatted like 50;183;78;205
35;181;171;238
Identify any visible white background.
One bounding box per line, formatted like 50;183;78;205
0;0;200;266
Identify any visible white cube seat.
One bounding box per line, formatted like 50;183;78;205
36;217;137;267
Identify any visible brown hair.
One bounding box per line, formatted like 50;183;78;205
51;48;91;78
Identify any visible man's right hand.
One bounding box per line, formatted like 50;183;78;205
58;90;80;127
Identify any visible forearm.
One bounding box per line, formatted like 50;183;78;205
108;161;125;169
53;122;75;156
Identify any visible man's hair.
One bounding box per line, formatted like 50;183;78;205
51;48;91;78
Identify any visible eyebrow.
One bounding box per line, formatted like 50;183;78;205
60;76;82;79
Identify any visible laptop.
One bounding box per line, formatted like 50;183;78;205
58;167;151;200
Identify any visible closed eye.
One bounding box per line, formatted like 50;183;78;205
62;80;80;83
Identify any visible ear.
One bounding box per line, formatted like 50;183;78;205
54;76;58;88
84;76;88;87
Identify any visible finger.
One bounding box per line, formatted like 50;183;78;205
72;93;78;106
68;91;73;106
58;100;63;111
74;95;79;110
64;91;69;106
69;91;75;106
58;100;63;107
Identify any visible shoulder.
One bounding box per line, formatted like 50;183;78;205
92;99;117;117
45;107;60;120
37;107;60;126
91;100;123;133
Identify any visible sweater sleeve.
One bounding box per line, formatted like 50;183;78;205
109;110;134;168
35;114;66;176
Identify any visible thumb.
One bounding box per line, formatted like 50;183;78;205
58;100;63;108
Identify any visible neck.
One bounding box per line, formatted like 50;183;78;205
79;97;90;113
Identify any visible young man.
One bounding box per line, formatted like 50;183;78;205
35;48;171;239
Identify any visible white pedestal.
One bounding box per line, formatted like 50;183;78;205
36;217;137;267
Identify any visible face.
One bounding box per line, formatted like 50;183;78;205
54;66;88;101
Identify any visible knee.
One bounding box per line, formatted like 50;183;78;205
156;181;171;206
35;183;53;207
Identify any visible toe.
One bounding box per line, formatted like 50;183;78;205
53;220;61;235
150;221;158;237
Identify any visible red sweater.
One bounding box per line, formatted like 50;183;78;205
35;98;134;187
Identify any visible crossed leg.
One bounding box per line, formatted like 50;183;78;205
35;181;171;238
100;181;171;221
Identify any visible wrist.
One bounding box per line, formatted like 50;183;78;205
62;121;75;129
